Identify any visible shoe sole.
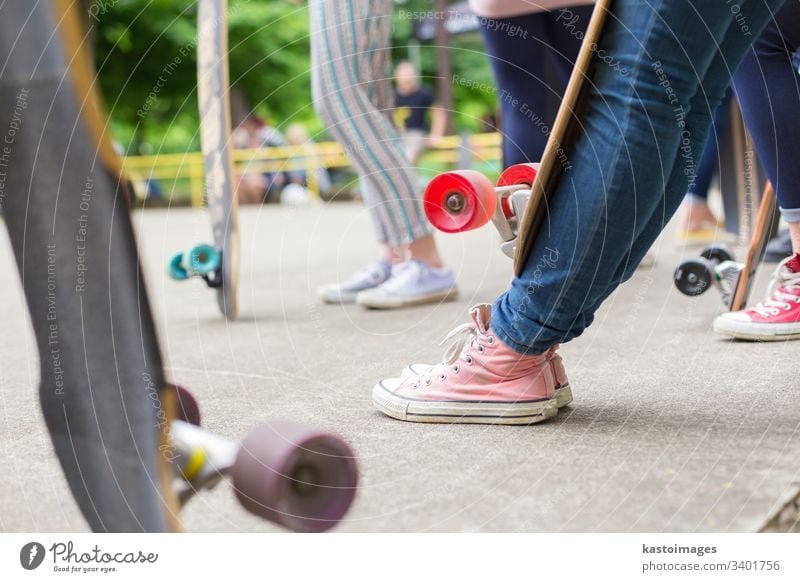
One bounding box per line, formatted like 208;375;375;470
356;288;459;310
714;319;800;341
402;364;573;409
555;384;573;408
372;381;558;425
320;295;357;305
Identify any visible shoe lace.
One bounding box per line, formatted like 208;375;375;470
750;262;800;317
347;261;387;286
381;260;421;292
410;319;492;388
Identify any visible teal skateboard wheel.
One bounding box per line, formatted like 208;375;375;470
169;244;221;280
187;244;221;276
169;252;190;280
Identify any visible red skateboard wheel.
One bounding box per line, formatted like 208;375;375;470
497;164;538;218
423;170;496;233
232;421;358;533
497;163;538;188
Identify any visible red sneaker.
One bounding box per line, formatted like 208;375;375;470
714;254;800;341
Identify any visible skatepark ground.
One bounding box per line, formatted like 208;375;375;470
1;202;798;533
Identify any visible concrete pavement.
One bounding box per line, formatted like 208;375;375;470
1;203;798;532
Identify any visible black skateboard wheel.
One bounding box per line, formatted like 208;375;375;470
674;258;713;296
700;244;734;264
232;421;358;533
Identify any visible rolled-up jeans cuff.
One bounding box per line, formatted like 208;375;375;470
780;206;800;223
489;299;550;357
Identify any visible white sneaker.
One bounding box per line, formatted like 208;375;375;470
356;259;458;309
317;260;392;304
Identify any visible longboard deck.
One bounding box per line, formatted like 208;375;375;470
198;0;239;319
513;0;612;276
729;182;776;312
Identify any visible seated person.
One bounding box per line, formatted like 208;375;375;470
234;114;288;204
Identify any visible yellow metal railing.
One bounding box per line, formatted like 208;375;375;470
121;131;503;207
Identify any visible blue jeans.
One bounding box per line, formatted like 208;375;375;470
685;90;732;203
491;0;785;355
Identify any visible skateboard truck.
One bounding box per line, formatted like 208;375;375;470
674;244;743;306
167;386;359;533
673;182;776;311
168;244;224;288
424;164;538;259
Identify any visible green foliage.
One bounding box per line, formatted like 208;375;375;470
392;0;497;132
93;0;497;154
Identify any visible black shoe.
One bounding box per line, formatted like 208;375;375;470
763;229;793;263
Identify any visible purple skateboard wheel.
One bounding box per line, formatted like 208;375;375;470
173;385;201;426
231;421;358;532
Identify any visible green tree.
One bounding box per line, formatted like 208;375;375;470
94;0;313;154
93;0;497;154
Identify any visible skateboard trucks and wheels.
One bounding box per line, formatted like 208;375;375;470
422;0;612;267
673;244;742;304
673;182;777;311
424;163;539;259
168;244;224;288
168;386;359;533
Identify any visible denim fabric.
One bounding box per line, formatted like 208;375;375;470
491;0;786;355
686;90;733;201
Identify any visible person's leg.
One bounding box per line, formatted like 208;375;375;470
491;0;781;356
546;5;602;84
478;6;592;166
311;0;456;307
399;129;427;166
372;0;784;424
715;2;800;340
735;2;800;264
360;14;447;269
604;17;768;293
679;91;733;235
734;1;800;249
310;0;430;247
479;12;548;166
371;0;784;424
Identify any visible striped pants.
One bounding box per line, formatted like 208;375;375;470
309;0;432;246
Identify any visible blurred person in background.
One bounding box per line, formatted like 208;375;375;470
393;61;447;165
309;0;458;309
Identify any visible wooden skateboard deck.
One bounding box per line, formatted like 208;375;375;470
4;0;356;534
197;0;239;319
729;182;777;311
513;0;612;276
672;181;777;310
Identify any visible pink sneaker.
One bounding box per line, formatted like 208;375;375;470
714;254;800;341
372;304;559;424
401;344;573;408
